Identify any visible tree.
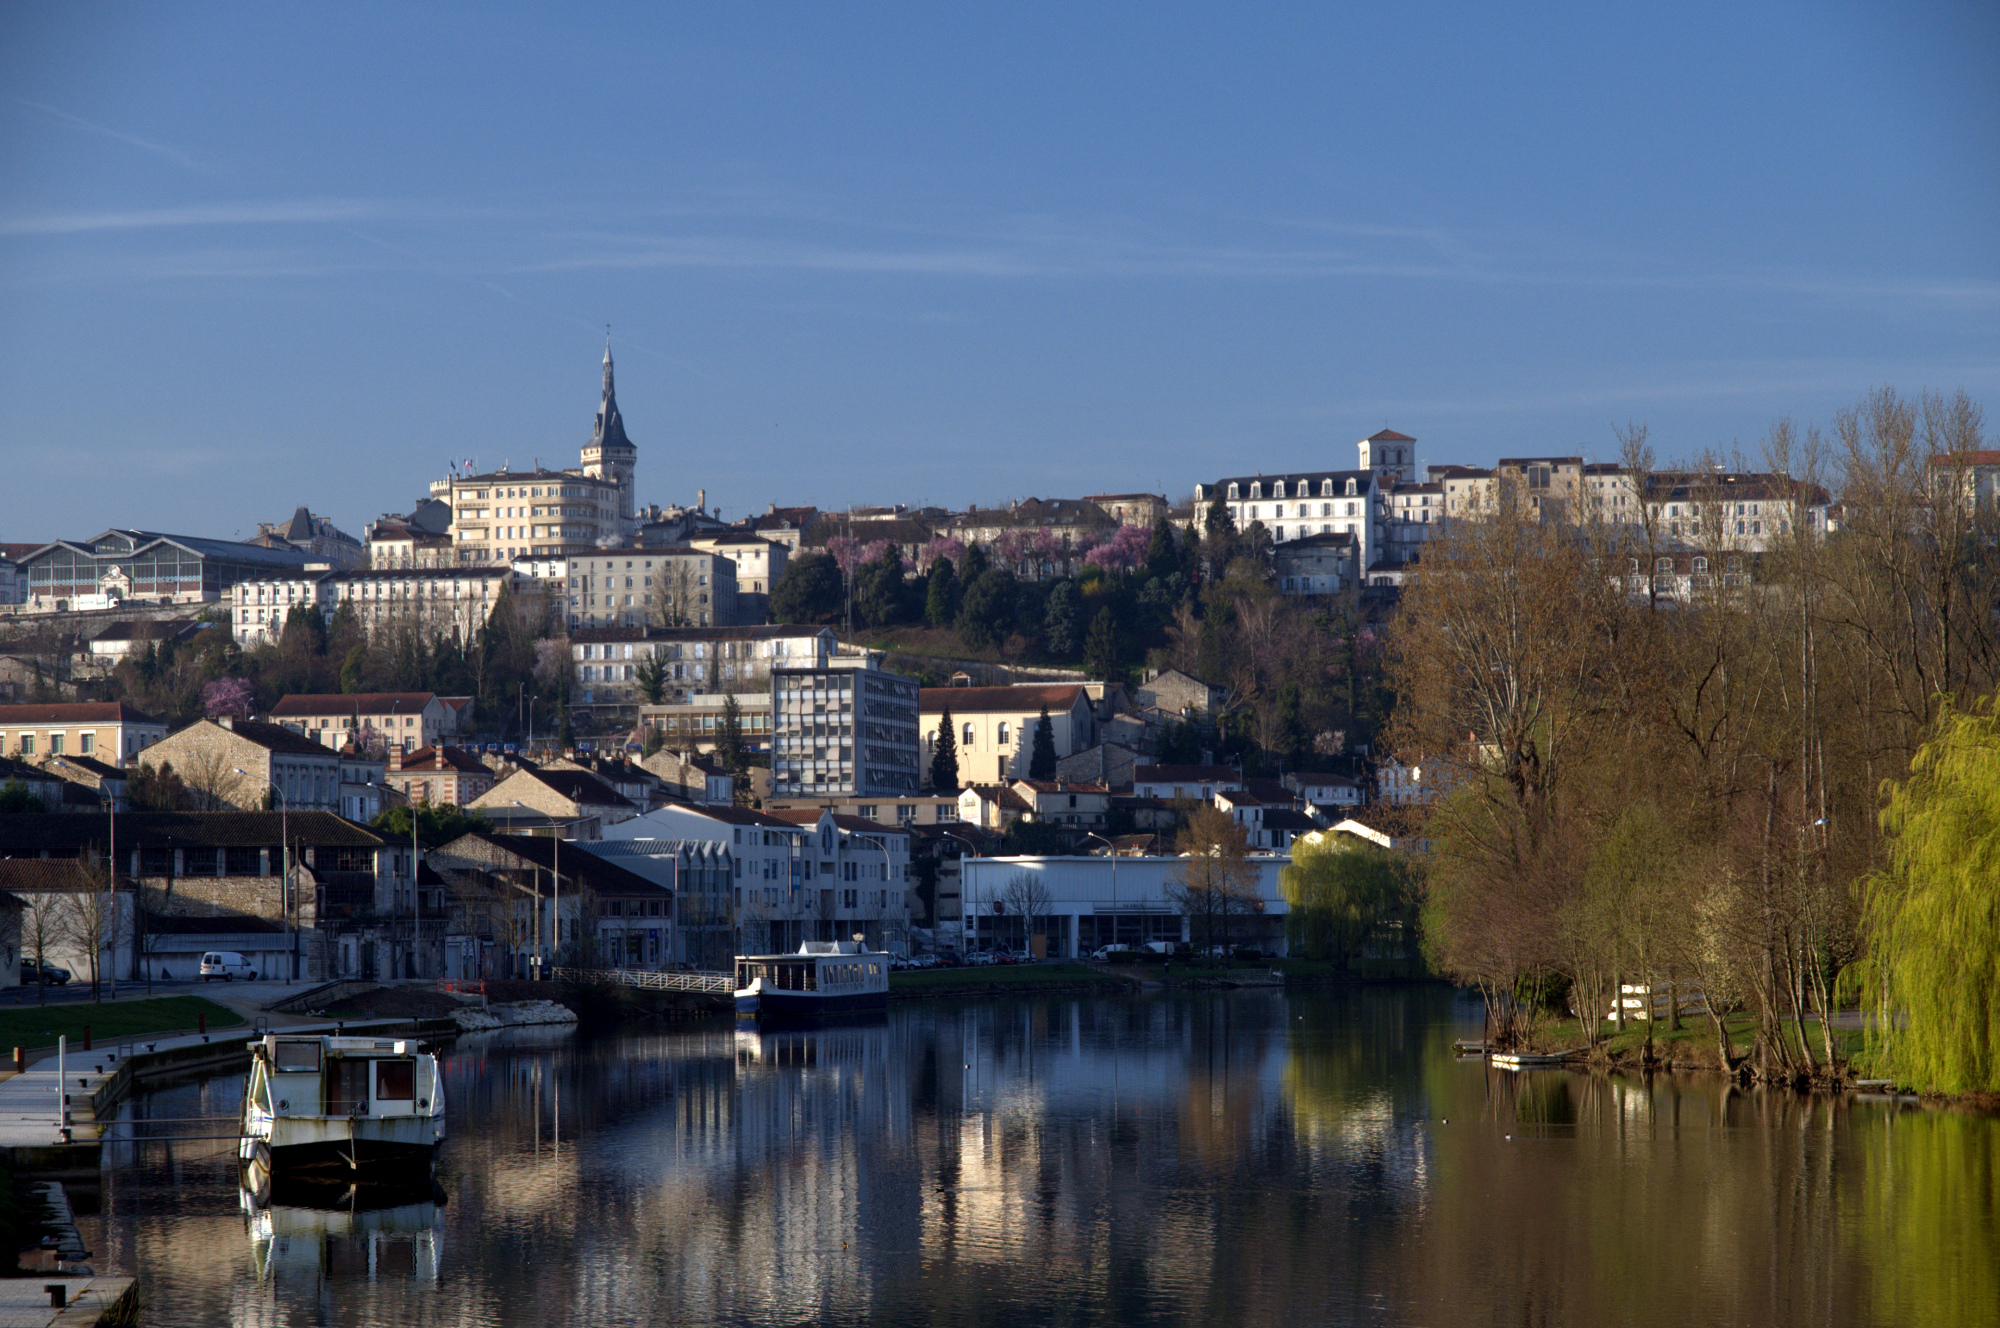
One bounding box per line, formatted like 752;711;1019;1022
372;803;492;846
855;545;912;627
958;569;1016;650
1852;694;2000;1094
1043;579;1082;658
649;562;700;628
930;704;960;794
924;556;959;628
770;552;844;624
1083;606;1121;680
718;695;752;806
1205;495;1235;539
1166;805;1260;953
1281;831;1412;968
1144;517;1179;582
61;851;127;1002
201;677;255;720
126;760;190;811
21;892;64;1006
635;655;670;704
1029;707;1058;780
0;779;41;813
1001;873;1054;953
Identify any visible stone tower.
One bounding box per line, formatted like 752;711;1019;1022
580;339;638;526
1358;428;1417;485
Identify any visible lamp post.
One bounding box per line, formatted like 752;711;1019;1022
514;800;572;979
859;832;898;954
1081;831;1118;955
238;766;290;981
368;779;419;981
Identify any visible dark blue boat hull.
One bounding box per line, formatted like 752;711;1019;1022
735;989;887;1017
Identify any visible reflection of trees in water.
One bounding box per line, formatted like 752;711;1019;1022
85;992;2000;1328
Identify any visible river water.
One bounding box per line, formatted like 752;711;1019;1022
86;987;1997;1327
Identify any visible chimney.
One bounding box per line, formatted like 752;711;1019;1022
698;488;706;513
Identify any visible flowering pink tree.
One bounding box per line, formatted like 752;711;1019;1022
825;534;863;575
916;536;966;573
993;529;1033;571
1084;523;1150;575
1031;527;1065;567
202;677;256;720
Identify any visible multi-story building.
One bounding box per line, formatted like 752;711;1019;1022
18;529;311;613
1930;449;2000;514
919;683;1097;788
688;534;787;622
268;692;461;754
639;692;777;753
251;507;365;569
564;546;737;632
1082;493;1171;527
574;625;838;725
1193;469;1381;569
137;717;345;812
771;657;923;799
0;701;166;763
363;498;453;568
228;565;532;646
0;544;40;605
1272;532;1357;596
386;745;494;807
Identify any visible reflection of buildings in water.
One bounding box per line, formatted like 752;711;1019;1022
241;1178;443;1294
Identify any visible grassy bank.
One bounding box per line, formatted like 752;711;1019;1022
0;996;244;1053
1520;1011;1868;1069
891;963;1133;994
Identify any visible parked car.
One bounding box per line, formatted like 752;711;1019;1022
1092;944;1134;960
19;959;70;986
199;951;258;982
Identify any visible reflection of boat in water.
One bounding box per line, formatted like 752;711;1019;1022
733;1012;889;1068
238;1034;446;1173
240;1172;444;1287
734;941;889;1018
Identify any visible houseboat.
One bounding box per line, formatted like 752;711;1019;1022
240;1174;444;1289
239;1034;446;1173
734;940;890;1018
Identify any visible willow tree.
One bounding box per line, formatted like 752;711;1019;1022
1852;694;2000;1094
1281;829;1411;969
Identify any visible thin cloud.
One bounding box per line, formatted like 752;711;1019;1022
13;99;209;171
0;198;386;237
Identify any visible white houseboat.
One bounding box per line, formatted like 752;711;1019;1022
239;1034;446;1173
734;940;890;1018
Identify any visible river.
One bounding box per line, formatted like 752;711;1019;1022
85;987;1998;1327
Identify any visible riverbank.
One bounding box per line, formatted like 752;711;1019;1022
889;963;1139;1001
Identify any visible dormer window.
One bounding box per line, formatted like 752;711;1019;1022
1345;479;1357;497
1227;483;1239;500
1249;482;1262;500
1273;481;1287;499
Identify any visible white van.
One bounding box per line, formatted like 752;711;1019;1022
200;951;258;981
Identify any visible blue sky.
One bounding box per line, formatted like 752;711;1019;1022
2;2;1995;541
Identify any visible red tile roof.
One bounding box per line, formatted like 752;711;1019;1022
919;685;1088;714
0;701;164;725
1367;428;1416;442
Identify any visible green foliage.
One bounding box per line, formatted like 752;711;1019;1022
1003;819;1071;856
1145;517;1179;581
1029;706;1058;780
718;694;751;804
1042;578;1081;657
924;557;958;628
1281;831;1414;966
929;703;959;793
1083;605;1121;680
958;568;1017;650
855;545;913;627
1157;719;1204;766
1204;495;1235;539
770;552;844;624
1854;694;2000;1094
0;778;42;813
371;802;492;847
635;654;670;704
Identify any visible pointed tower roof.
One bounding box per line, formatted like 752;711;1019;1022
592;338;634;454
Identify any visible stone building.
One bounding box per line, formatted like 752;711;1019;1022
918;683;1097;788
467;767;637;838
268;692;461;755
138;717;345;813
0;701;167;764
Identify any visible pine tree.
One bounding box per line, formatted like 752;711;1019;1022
1029;706;1058;780
718;695;751;805
1083;607;1121;681
1145;517;1178;581
925;557;958;627
1043;579;1081;657
930;704;960;793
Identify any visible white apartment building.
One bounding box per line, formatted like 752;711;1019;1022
573;625;839;722
771;657;924;799
688;534;787;621
230;566;530;646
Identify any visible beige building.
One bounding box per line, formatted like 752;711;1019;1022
1082;493;1171;527
0;701;166;764
565;546;738;632
138;717;345;813
919;683;1097;788
434;344;639;564
467;766;638;839
268;692;460;754
688;534;788;622
576;625;839;723
639;692;777;753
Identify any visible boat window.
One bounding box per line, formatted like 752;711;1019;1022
275;1041;322;1073
377;1060;415;1102
327;1058;370;1115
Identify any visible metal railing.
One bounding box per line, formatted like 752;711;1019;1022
549;966;735;994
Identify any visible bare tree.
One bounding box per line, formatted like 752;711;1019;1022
1001;873;1054;954
1166;806;1260;954
61;851;130;1002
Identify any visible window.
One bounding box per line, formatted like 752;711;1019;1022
19;734;34;756
996;721;1011;745
375;1060;415;1101
48;733;64;754
962;722;975;747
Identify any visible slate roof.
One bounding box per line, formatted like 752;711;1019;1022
443;831;669;899
221;719;341;757
0;812;383;855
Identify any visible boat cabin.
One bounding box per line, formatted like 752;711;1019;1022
733;940;889;1016
248;1036;440;1121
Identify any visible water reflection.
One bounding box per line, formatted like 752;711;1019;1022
80;988;2000;1328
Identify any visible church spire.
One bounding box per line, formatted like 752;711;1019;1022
592;332;631;453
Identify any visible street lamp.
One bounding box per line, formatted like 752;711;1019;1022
1080;831;1118;955
369;779;419;981
859;832;901;954
239;766;291;983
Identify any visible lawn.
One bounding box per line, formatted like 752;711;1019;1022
1528;1011;1867;1064
0;996;245;1053
891;962;1125;991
